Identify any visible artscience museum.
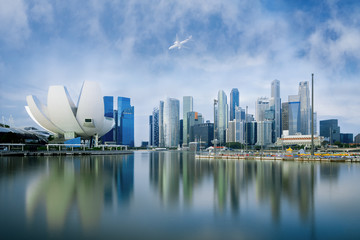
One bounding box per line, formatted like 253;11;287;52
25;81;114;140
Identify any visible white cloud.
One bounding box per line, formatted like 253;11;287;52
0;0;30;47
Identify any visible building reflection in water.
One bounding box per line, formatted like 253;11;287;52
149;151;317;221
25;154;134;232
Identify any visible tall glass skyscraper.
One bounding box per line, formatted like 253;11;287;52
216;90;228;144
159;101;164;147
230;88;239;121
288;95;300;135
271;80;281;139
102;96;115;142
101;96;134;147
117;97;134;147
255;97;269;122
183;96;193;146
163;98;180;148
299;81;311;135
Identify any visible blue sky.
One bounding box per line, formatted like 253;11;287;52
1;0;360;145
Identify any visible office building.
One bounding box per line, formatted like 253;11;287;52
216;90;228;144
163;98;180;148
183;96;193;146
340;133;353;144
288;95;300;135
282;102;289;135
320;119;340;144
246;121;257;146
256;121;273;147
271;79;281;139
117;97;134;147
255;97;269;122
230;88;239;121
299;81;311;135
355;134;360;144
226;120;236;143
187;112;203;142
149;108;159;147
191;123;214;148
159;101;164;147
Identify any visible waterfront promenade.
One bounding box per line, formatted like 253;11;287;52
195;151;360;162
0;143;133;156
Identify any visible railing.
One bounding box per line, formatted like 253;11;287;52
0;143;128;152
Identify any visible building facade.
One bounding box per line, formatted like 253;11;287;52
216;90;228;144
288;95;300;135
299;81;311;135
182;96;193;146
271;79;281;139
230;88;239;121
117;97;134;147
255;97;269;122
163;98;180;148
320;119;340;144
192;123;214;147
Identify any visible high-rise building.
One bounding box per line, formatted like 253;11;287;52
226;120;236;143
255;97;269;122
149;108;159;147
149;115;153;146
282;102;289;136
340;133;353;144
299;81;311;135
235;106;245;143
216;90;228;144
183;96;193;146
230;88;239;121
354;134;360;144
159;101;164;147
192;123;214;148
117;97;134;147
246;121;257;146
320;119;340;144
256;121;273;147
271;80;281;139
163;98;180;148
102;96;115;142
288;95;300;135
101;96;134;147
187;111;203;142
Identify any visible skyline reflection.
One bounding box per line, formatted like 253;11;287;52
1;152;359;239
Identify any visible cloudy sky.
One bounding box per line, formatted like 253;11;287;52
0;0;359;145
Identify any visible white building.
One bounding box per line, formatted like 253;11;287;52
25;81;114;140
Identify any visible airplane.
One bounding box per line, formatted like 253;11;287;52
169;35;192;50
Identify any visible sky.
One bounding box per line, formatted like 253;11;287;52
0;0;360;146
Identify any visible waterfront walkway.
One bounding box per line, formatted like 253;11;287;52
195;152;360;162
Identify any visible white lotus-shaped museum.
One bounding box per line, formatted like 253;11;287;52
25;81;114;139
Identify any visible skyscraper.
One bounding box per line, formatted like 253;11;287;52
101;96;134;147
230;88;239;121
183;96;193;146
117;97;134;147
163;98;180;148
256;121;272;147
288;95;300;135
281;102;289;136
320;119;340;144
271;80;281;139
149;108;159;147
255;97;269;122
102;96;115;142
216;90;228;144
159;101;164;147
299;81;311;135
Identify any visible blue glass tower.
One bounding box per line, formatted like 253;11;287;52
117;97;134;147
102;96;115;142
230;88;239;121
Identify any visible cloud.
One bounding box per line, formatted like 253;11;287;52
0;0;30;47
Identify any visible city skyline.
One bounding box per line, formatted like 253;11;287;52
1;0;360;145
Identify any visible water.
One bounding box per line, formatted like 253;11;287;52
1;151;360;239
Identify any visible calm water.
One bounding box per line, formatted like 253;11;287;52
1;151;360;239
